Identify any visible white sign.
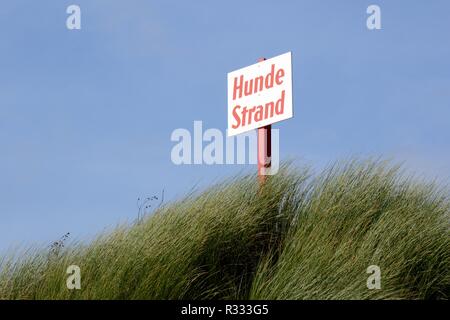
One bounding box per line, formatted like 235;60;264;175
227;52;293;136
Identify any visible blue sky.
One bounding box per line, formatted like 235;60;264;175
1;1;449;253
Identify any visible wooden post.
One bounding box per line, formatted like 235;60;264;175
257;57;271;185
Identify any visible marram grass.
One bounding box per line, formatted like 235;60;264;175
1;160;449;300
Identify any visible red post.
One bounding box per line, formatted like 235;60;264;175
258;124;272;184
257;57;271;185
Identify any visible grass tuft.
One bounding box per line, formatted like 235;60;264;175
1;159;449;300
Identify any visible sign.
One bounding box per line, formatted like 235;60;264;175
227;52;293;136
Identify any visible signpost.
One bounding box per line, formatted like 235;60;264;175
257;57;270;184
227;52;293;184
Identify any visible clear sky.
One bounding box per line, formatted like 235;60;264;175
1;1;449;253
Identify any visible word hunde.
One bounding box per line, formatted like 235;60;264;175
231;63;286;129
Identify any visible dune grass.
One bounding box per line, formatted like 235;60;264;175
0;159;449;300
250;160;450;300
